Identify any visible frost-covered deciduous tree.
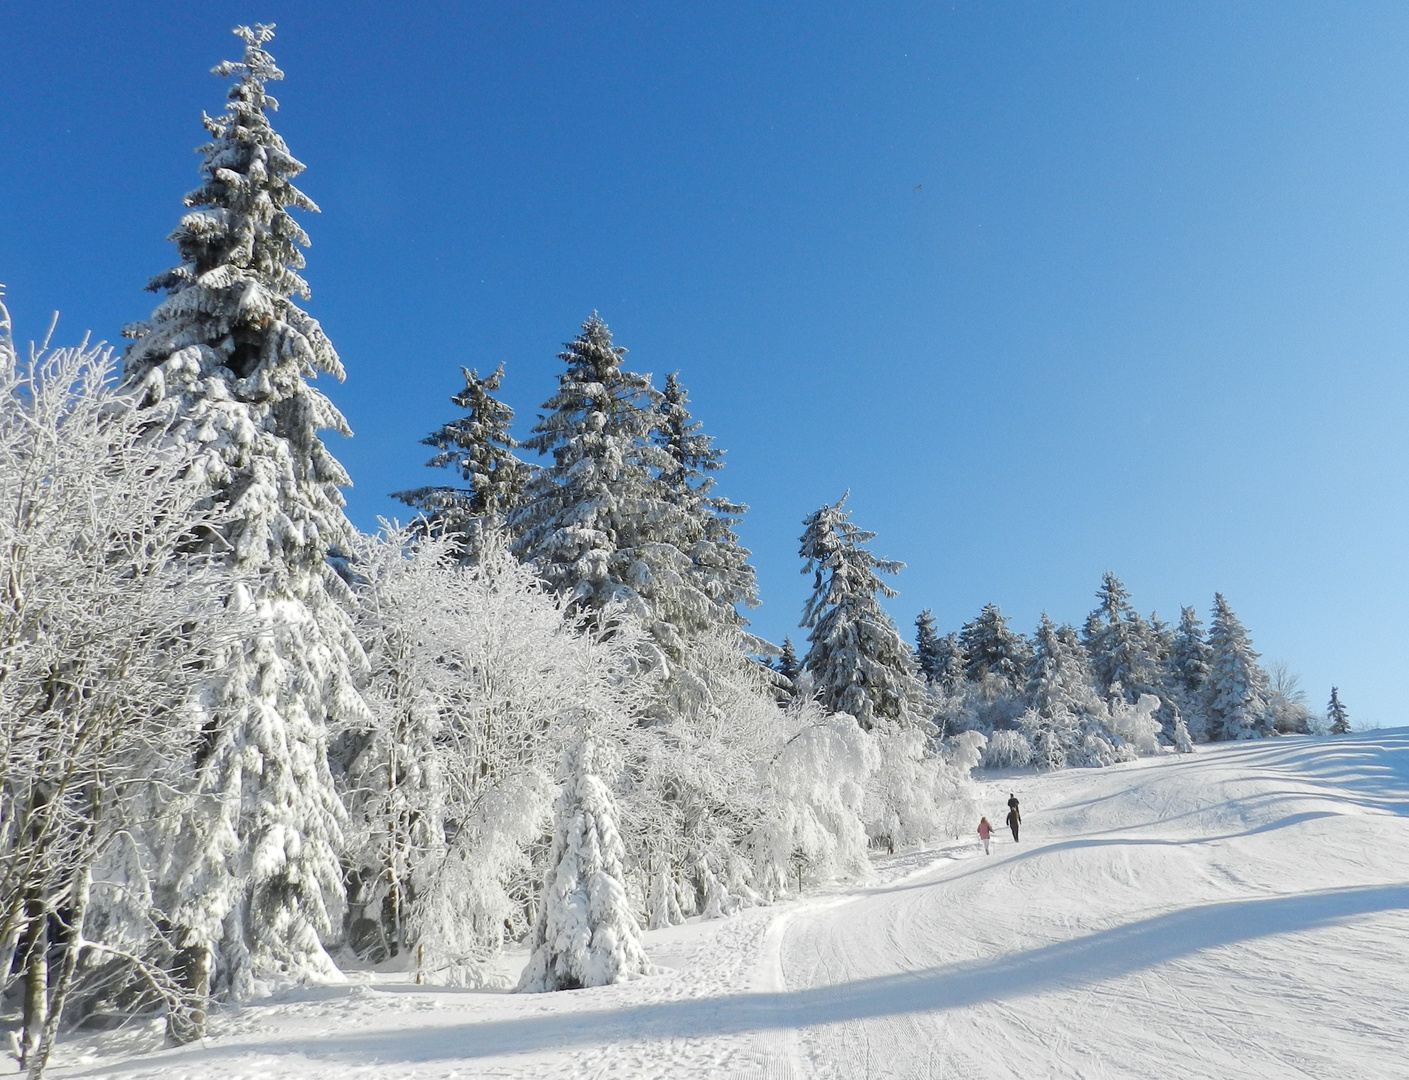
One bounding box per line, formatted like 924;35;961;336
1205;593;1271;741
1327;687;1350;735
344;526;642;986
121;24;367;1003
0;326;241;1074
798;495;925;730
749;706;875;898
519;738;652;992
393;363;530;551
620;629;788;926
1265;660;1313;735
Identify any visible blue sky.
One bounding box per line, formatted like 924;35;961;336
4;3;1407;724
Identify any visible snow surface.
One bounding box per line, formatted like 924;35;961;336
42;730;1409;1079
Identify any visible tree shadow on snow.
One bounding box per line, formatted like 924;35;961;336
72;882;1409;1072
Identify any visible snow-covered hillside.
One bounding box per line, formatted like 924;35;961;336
46;731;1408;1079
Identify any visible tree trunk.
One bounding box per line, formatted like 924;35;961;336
28;865;91;1080
164;943;212;1045
18;895;48;1072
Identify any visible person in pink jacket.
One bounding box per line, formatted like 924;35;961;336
977;817;994;854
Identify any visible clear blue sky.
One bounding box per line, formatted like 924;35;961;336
4;3;1406;725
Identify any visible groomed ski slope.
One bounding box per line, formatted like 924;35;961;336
50;730;1409;1080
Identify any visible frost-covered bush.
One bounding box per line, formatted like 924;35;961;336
750;704;875;899
981;729;1034;769
1171;715;1195;753
345;525;641;986
1107;694;1164;757
864;722;981;851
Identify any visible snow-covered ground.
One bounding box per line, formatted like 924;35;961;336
42;730;1409;1079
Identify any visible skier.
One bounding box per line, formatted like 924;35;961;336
1006;794;1021;842
977;817;994;854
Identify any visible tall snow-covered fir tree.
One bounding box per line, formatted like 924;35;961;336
1327;686;1350;735
1170;606;1212;696
914;610;943;685
775;636;801;691
393;362;530;547
1168;605;1212;738
931;631;967;691
1021;615;1107;768
798;494;925;729
1084;573;1165;706
122;25;366;1003
652;371;759;626
1025;614;1102;720
1205;593;1271;740
959;604;1029;691
509;315;714;666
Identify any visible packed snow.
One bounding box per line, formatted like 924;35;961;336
39;729;1407;1079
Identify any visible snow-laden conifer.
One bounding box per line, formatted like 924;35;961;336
798;494;925;729
511;316;711;667
776;636;802;690
931;632;967;691
914;610;944;685
1025;615;1100;719
959;604;1029;691
1169;605;1213;738
393;363;531;549
1205;593;1271;740
519;738;652;992
121;25;366;1002
1084;573;1165;705
1327;687;1351;735
653;372;758;623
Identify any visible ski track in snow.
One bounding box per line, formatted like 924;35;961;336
42;731;1409;1079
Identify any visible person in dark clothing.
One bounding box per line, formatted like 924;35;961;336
1006;794;1021;842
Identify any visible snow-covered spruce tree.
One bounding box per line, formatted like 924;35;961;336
510;315;715;668
959;604;1029;692
344;526;642;985
1084;574;1166;708
931;631;966;691
1020;616;1096;769
121;25;366;1004
519;737;652;992
653;371;759;624
914;610;944;685
1205;593;1271;740
1327;687;1351;735
798;494;926;730
776;636;802;689
1169;605;1213;738
392;362;531;552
